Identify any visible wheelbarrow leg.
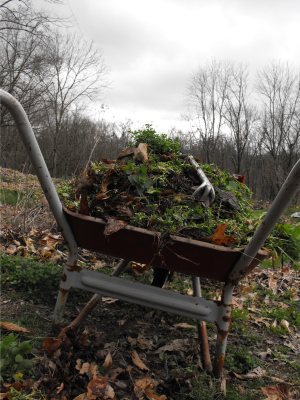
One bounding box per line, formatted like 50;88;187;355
62;259;130;332
192;276;213;373
53;284;70;333
212;282;234;378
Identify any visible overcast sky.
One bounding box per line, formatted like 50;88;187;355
37;0;300;133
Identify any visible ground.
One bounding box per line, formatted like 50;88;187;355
0;167;300;399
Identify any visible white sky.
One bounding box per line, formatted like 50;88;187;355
36;0;300;133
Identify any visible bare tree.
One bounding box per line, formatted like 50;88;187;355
36;30;110;176
185;59;232;163
256;61;300;196
223;63;258;173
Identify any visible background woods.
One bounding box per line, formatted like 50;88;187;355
1;1;300;204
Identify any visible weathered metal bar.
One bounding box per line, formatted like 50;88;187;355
59;267;225;322
0;89;78;266
192;277;213;373
64;259;130;331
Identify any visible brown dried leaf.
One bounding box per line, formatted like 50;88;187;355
6;244;17;255
154;338;190;353
104;217;128;236
103;352;113;368
0;321;30;333
132;350;149;371
73;394;87;400
102;297;118;304
134;378;153;391
144;388;167;400
244;367;267;379
233;173;245;184
134;143;148;162
269;273;277;295
128;334;153;350
130;262;152;275
261;384;292;399
101;158;115;165
173;323;195;329
202;222;237;246
40;233;63;247
117;148;135;161
79;192;89;215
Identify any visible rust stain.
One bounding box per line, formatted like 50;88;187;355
61;273;67;282
213;354;225;378
58;286;70;294
67;265;82;272
215;318;232;342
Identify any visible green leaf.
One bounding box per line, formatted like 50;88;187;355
225;179;238;191
15;354;23;363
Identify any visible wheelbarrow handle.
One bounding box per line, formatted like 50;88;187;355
0;89;78;266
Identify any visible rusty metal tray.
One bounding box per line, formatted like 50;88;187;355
63;208;268;282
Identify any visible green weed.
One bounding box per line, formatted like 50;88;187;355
0;188;25;206
7;387;47;400
0;333;33;381
129;124;181;156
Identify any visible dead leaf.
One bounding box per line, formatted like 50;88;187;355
102;297;118;304
73;394;87;400
238;385;246;394
134;378;153;391
130;262;151;275
261;384;292;399
134;143;148;162
0;321;30;333
128;334;153;350
244;367;267;379
201;222;237;246
103;352;113;368
269;273;277;295
41;246;53;258
173;323;195;329
154;338;191;353
101;158;115;165
104;217;128;236
233;173;246;184
40;233;63;247
86;377;115;400
280;319;290;331
132;350;149;371
144;388;167;400
117;148;135;161
6;244;17;255
219;375;226;396
56;382;64;394
233;367;267;380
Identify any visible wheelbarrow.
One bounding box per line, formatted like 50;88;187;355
1;89;300;379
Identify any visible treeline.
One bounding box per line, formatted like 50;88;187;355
1;2;300;203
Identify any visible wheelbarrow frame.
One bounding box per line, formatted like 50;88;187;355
1;89;300;379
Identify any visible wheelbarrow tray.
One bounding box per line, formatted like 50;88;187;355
64;208;268;282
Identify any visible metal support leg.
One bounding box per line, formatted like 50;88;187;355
192;276;213;373
212;282;233;378
60;259;130;332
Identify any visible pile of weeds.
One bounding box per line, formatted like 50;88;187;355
58;125;300;268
